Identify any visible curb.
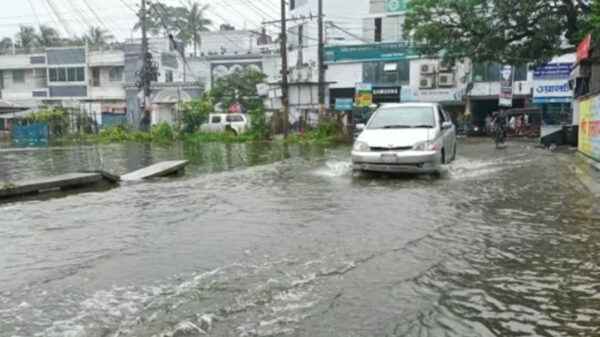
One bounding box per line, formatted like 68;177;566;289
577;152;600;171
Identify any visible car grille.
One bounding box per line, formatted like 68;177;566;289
370;146;413;152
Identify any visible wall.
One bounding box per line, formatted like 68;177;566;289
327;63;363;88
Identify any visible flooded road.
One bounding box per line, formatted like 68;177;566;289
1;139;599;337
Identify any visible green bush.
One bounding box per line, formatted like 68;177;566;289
246;108;268;140
22;108;70;136
151;122;174;141
182;98;213;134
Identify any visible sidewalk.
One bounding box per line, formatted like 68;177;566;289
570;153;600;197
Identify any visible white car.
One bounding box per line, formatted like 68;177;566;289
351;103;457;174
201;113;250;135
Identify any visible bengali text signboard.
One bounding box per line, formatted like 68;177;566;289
579;94;600;161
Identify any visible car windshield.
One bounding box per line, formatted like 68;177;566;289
367;106;436;129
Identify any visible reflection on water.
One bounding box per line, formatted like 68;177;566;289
0;141;330;182
0;139;599;337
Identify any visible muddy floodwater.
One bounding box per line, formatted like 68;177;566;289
1;139;599;337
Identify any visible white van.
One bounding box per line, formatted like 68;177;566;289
200;113;250;135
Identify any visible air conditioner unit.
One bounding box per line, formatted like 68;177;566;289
419;76;435;89
439;62;454;72
420;63;436;75
438;73;455;87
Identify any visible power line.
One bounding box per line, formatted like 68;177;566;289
27;0;43;28
44;0;77;38
81;0;118;36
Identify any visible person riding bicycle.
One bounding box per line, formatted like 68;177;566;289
492;109;508;145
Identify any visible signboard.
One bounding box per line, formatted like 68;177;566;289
325;42;417;63
578;94;600;161
355;83;373;107
418;89;463;102
577;34;591;63
533;80;573;101
387;0;407;12
401;87;419;102
373;86;401;103
335;98;354;111
499;65;514;107
533;63;573;79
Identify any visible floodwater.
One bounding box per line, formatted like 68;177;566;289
0;139;599;337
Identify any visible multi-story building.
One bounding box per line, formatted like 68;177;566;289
0;37;205;130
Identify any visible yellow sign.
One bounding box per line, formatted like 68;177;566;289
355;83;373;107
578;95;600;161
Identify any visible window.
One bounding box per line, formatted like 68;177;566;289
211;116;222;124
0;71;3;89
363;60;410;86
226;115;244;122
0;119;5;131
13;70;25;83
298;25;304;48
67;68;76;81
165;70;173;83
109;67;123;82
92;68;100;87
374;18;382;42
58;68;66;82
473;62;527;82
368;106;435;129
438;109;446;126
49;67;84;82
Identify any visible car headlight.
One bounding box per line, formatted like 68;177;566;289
413;141;438;151
353;141;370;152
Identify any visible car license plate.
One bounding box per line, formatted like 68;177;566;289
380;153;397;163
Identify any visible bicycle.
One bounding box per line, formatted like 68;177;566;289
494;123;506;148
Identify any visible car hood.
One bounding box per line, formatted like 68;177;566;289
357;128;436;148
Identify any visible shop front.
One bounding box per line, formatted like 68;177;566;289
532;62;574;141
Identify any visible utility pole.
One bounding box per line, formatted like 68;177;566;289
140;0;151;131
317;0;325;124
280;0;290;137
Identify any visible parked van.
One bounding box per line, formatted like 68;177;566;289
200;113;250;135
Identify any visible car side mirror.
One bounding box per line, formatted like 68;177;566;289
356;123;365;131
442;121;453;130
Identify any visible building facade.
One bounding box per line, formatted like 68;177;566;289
0;37;205;130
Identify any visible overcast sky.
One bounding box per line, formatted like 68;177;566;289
0;0;280;43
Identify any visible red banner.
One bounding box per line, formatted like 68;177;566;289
577;34;591;63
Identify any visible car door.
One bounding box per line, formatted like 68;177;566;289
437;106;452;158
210;115;223;132
441;107;456;157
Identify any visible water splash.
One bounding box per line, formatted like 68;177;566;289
313;161;353;178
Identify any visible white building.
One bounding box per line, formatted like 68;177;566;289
0;37;205;129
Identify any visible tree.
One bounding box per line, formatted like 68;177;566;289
16;26;37;52
404;0;593;65
83;27;114;47
209;68;267;112
578;0;600;44
180;1;212;57
134;1;212;57
134;2;176;36
181;97;213;133
36;26;61;47
0;38;12;54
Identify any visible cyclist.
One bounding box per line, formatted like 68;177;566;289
492;109;507;146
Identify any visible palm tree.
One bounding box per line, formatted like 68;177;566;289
17;26;37;52
133;2;174;36
36;25;61;47
181;1;211;57
0;38;13;55
83;27;114;47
